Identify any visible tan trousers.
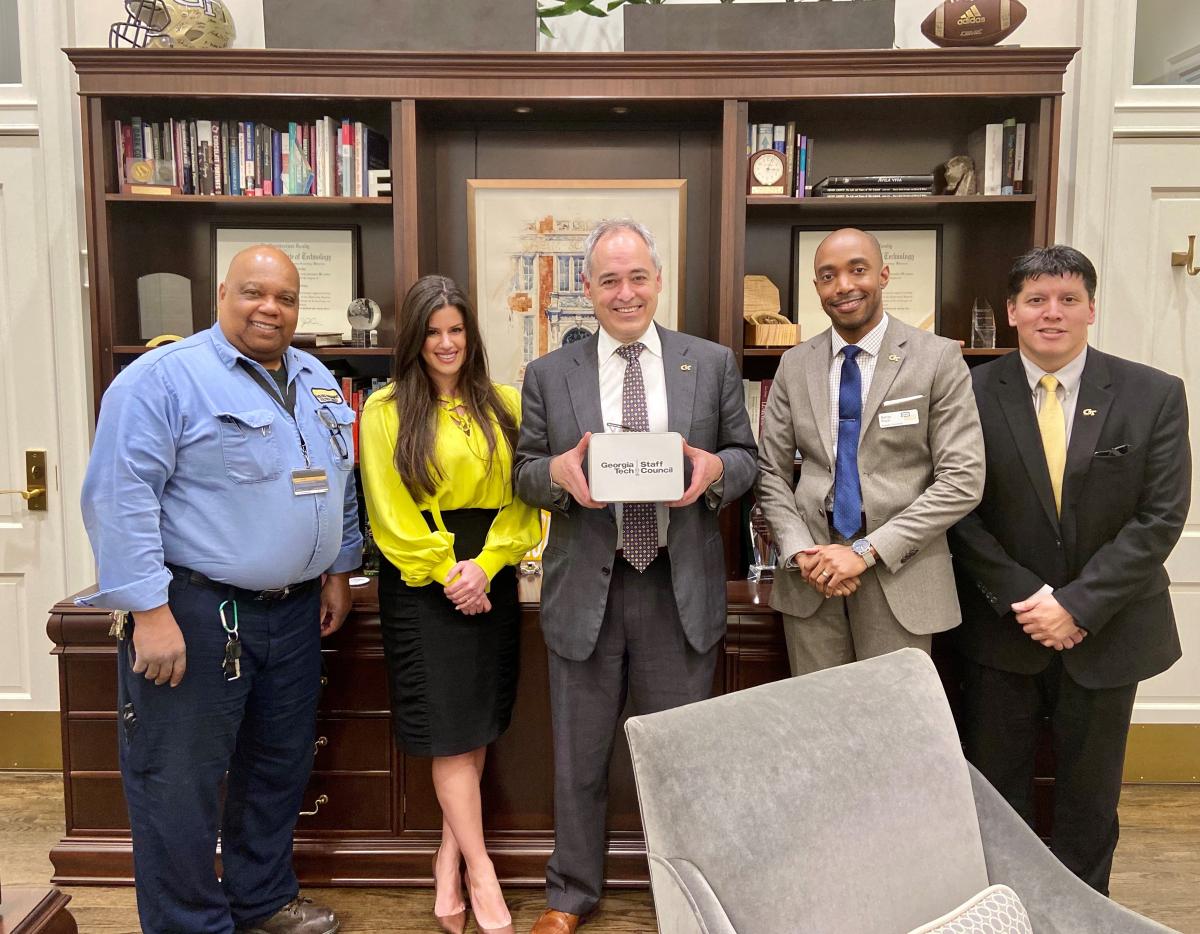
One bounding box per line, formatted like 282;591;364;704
781;565;931;676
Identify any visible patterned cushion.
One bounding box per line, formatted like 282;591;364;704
906;884;1033;934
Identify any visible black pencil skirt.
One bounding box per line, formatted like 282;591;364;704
378;508;521;757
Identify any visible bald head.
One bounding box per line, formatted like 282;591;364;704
814;228;883;273
812;227;889;342
217;244;301;369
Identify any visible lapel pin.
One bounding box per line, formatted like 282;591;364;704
680;363;693;371
1083;408;1097;416
888;354;901;362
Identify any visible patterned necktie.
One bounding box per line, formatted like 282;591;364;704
1038;374;1066;515
615;342;658;572
833;345;864;540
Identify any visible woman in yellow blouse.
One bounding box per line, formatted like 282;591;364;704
360;275;540;934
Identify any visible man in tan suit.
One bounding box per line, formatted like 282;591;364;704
756;228;984;674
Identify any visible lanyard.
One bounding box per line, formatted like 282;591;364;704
238;359;297;420
238;359;310;467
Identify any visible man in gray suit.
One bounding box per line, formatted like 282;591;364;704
514;219;757;933
756;227;984;675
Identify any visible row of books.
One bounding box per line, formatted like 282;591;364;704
338;376;390;463
743;378;774;443
748;122;814;198
968;118;1027;196
113;116;388;198
811;174;935;198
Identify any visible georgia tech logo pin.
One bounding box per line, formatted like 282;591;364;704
888;354;901;362
1083;408;1097;416
680;363;693;371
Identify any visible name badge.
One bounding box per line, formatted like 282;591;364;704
292;467;329;496
878;409;919;428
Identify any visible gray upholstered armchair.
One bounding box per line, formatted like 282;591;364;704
625;648;1176;934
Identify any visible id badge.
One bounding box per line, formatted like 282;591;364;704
292;467;329;496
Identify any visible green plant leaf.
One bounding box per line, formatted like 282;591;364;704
539;18;555;37
579;2;607;16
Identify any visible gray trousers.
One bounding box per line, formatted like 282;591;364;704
545;552;718;916
781;563;930;676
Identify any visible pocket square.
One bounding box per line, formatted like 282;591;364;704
1094;444;1131;458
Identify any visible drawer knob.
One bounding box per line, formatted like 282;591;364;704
319;675;329;687
299;794;329;817
313;735;328;756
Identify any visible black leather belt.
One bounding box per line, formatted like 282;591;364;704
167;565;319;602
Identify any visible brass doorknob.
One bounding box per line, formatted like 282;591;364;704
1;451;47;511
1171;235;1199;276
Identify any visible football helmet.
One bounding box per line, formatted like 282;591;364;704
109;0;237;50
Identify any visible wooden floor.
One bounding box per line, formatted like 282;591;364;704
2;772;1197;933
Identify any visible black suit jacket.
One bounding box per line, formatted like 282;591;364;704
950;347;1190;689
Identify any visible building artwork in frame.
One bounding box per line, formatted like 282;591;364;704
468;179;685;387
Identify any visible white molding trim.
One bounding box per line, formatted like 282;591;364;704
1133;703;1200;725
0;125;39;136
1067;0;1125;271
28;0;95;603
1113;126;1200;137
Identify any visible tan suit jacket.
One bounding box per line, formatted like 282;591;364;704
756;318;984;634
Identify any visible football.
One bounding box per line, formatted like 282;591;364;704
920;0;1028;47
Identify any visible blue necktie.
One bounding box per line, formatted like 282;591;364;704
833;345;863;540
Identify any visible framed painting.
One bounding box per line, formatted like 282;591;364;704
468;179;686;387
791;225;942;340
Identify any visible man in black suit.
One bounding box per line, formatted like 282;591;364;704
950;245;1190;895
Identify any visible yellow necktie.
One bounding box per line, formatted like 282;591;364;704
1038;374;1066;515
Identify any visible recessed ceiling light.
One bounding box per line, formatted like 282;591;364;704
612;106;629;115
514;106;532;114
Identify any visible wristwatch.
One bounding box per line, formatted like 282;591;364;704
851;538;876;568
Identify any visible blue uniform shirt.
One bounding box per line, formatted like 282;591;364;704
79;325;363;612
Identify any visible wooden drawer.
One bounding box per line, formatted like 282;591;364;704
312;717;392;772
67;718;119;771
69;774;129;830
319;653;389;713
63;655;117;712
296;773;392;832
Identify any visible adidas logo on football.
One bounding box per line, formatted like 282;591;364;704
957;4;986;25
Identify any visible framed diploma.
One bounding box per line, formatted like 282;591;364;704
791;225;942;339
211;225;360;338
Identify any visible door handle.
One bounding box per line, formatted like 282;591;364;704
0;450;47;511
1171;235;1199;276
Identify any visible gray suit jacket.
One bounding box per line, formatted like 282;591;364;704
756;318;984;634
514;324;758;661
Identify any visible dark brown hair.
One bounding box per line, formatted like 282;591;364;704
1007;245;1098;300
387;275;517;498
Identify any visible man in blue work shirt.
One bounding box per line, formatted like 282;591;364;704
79;245;362;934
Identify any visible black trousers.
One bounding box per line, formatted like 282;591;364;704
545;552;718;916
961;655;1137;895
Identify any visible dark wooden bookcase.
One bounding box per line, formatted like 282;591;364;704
52;47;1075;886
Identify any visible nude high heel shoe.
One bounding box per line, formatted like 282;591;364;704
432;850;467;934
464;867;514;934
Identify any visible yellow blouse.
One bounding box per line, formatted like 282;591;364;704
359;383;541;588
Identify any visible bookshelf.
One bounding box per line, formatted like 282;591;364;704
56;47;1077;885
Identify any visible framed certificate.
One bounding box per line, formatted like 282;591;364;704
791;225;942;338
211;225;360;338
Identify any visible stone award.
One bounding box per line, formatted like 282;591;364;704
587;432;684;503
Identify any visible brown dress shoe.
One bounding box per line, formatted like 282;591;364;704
530;908;584;934
236;896;340;934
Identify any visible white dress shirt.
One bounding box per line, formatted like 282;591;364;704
1020;345;1087;448
828;313;890;458
598;324;670;548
